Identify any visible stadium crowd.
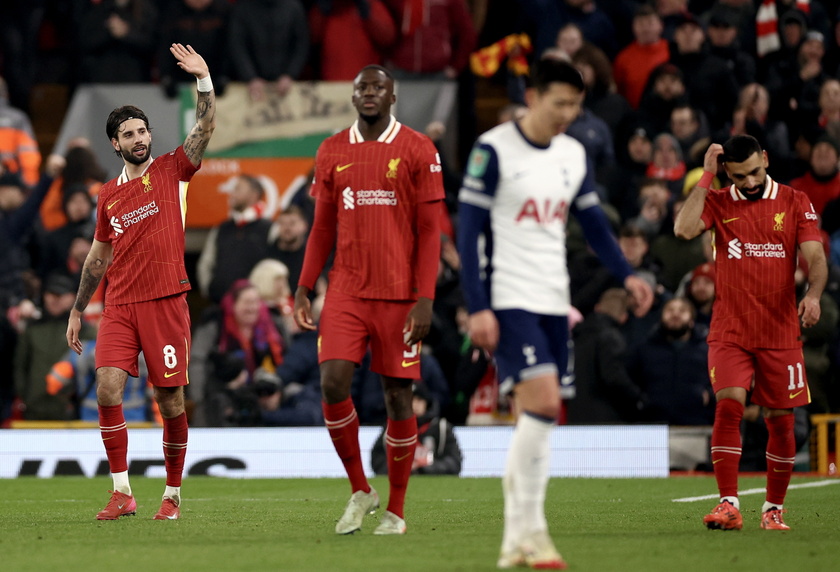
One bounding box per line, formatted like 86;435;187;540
1;0;839;461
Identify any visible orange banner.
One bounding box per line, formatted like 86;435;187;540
185;157;314;228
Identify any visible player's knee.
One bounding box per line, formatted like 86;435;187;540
153;386;184;417
522;402;560;421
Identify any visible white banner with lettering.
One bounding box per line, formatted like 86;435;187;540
0;426;667;479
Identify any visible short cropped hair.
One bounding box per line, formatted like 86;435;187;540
531;57;585;93
106;105;151;141
722;135;762;163
356;64;393;82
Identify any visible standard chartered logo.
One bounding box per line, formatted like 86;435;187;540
727;237;786;259
110;216;123;235
728;238;742;259
342;187;354;210
342;186;398;209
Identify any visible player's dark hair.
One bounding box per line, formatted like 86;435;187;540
106;106;151;141
356;64;393;82
531;57;585;94
722;135;762;163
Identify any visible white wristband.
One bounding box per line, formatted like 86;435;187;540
196;75;213;93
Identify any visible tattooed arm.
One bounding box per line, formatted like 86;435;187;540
66;239;113;354
170;43;216;167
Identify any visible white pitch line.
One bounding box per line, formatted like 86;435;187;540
672;479;840;503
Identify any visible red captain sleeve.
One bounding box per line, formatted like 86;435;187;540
297;196;337;291
415;199;441;299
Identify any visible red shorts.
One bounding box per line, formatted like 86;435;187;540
96;294;191;387
708;342;810;409
318;290;420;379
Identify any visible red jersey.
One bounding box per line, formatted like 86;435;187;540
94;146;199;305
310;116;444;300
701;177;822;348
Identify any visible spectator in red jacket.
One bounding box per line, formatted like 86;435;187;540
790;135;840;218
309;0;397;80
383;0;476;79
613;3;669;109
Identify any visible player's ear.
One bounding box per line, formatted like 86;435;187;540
524;87;537;108
762;150;769;168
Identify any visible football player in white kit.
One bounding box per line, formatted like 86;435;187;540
457;57;653;569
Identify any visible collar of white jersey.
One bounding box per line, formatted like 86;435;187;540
349;115;401;144
116;157;155;186
729;175;778;201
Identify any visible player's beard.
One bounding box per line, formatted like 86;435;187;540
360;109;383;125
741;183;764;201
120;143;151;165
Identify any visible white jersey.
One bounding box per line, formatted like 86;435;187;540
458;121;597;315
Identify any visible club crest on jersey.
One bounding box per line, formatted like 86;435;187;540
774;212;785;231
386;158;401;179
515;198;568;225
142;173;152;193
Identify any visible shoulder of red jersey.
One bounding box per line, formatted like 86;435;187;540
393;123;435;148
319;127;354;150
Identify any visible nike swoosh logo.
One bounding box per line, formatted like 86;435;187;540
723;217;739;224
789;390;804;399
336;163;354;172
117;503;125;510
102;436;116;441
107;200;120;210
164;371;181;379
393;453;412;462
773;468;791;472
162;515;177;520
401;359;420;368
712;459;723;464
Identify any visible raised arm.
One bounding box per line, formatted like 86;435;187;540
674;144;721;240
170;43;216;167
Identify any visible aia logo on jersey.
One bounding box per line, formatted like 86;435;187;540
515;198;568;225
387;158;401;179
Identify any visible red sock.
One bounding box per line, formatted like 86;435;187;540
323;398;369;493
385;415;417;519
710;399;744;499
765;413;795;506
162;412;188;487
99;404;128;473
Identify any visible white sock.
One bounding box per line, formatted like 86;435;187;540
721;496;739;510
112;471;131;496
509;412;553;536
164;486;181;506
500;470;519;553
762;501;781;513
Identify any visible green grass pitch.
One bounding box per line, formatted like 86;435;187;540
1;475;838;571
